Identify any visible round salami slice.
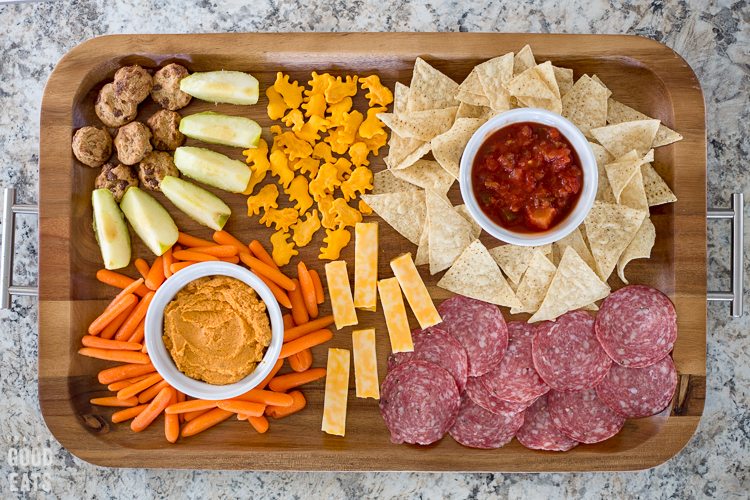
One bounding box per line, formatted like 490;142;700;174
437;295;508;377
595;355;678;418
532;310;612;392
481;322;550;402
595;285;677;368
465;377;530;417
379;361;460;445
548;389;625;444
516;393;579;451
387;327;469;394
449;392;525;449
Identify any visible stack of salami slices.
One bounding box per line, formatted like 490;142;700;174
379;286;678;451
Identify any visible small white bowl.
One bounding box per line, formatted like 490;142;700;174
459;108;597;246
144;261;283;400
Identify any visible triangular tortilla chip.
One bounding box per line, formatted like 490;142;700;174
488;243;553;284
605;150;643;203
431;118;485;179
437;239;522;308
393;82;409;117
407;58;459;112
516;95;563;114
590;120;660;158
554;66;574;97
641;162;677;206
619;167;649;212
385;130;431;170
391;159;455;195
533;62;561;100
414;216;430;266
475;53;514;112
514;45;536;75
607;98;683;148
455;204;482;239
456;89;492;107
553;226;597;274
458;68;486;96
617;217;655;284
371;169;419;195
590;75;612;99
590;142;615;202
360;191;425;245
528;247;611;323
426;190;474;274
582;302;599;311
456;101;494;120
378;107;458;142
561;75;608;139
510;250;558;314
584;201;648;281
505;65;558;102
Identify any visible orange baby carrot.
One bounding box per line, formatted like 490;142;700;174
309;269;325;305
172;250;220;262
239;253;296;291
116;372;164;401
297;262;319;318
165;389;180;443
131;386;173;432
216;400;266;417
96;270;150;297
251;270;292;309
279;329;333;359
128;319;146;344
107;374;152;391
249;240;279;270
237;413;249;421
78;347;150;364
98;362;155;384
181;408;234;437
212;230;250;254
248;415;269;433
104;278;146;312
265;390;306;419
268;368;327;393
234;389;293;407
289;278;309;325
114;291;154;341
254;358;285;391
283;315;334;343
288;348;313;373
145;256;165;290
183;409;210;422
282;313;296;329
81;335;142;351
141;342;148;354
91;396;139;407
138;380;170;404
189;245;238;258
134;259;151;280
177;232;214;248
88;293;137;335
99;301;137;340
170;262;195;273
219;256;240;264
165;400;219;414
163;246;173;279
111;404;148;423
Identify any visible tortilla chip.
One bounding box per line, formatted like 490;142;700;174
584;201;648;281
437;239;522;308
605;150;644;203
617;217;655;284
590;75;612;99
590;142;615;201
475;53;514;112
607;98;683;148
488;243;553;284
505;65;558;102
514;45;535;75
414;216;430;266
553;226;597;274
391;159;455;195
458;68;486;96
641;162;677;206
619;167;649;212
455;204;482;239
393;82;409;117
426;190;474;274
431;118;485;179
590;120;660;158
516;95;563;114
534;62;561;100
456;101;494;120
378;106;458;142
456;89;492;107
510;250;558;314
528;246;611;323
554;66;574;97
561;75;608;139
407;57;459;113
385;132;431;170
360;191;426;245
582;302;599;311
371;169;420;195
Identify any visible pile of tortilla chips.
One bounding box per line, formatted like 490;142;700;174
365;45;681;323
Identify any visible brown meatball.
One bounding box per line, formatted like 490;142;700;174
114;122;153;165
72;126;112;167
94;163;138;202
114;65;153;105
137;151;179;191
95;83;138;128
147;109;185;150
151;63;192;111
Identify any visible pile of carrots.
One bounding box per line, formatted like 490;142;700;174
81;229;335;442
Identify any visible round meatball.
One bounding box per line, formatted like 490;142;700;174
94;163;138;202
114;122;153;165
95;83;138;128
151;63;192;111
137;151;179;191
72;126;112;167
114;65;153;104
147;110;185;150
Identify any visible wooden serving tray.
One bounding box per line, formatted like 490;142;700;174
39;33;706;472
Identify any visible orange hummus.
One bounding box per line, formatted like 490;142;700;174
163;276;272;385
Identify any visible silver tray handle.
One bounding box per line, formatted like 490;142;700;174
1;188;38;310
707;193;744;317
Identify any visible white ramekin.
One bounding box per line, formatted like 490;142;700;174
459;108;597;246
144;261;283;400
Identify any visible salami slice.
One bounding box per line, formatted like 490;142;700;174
516;393;579;451
595;355;678;418
481;322;550;402
379;361;460;445
548;389;625;444
387;327;469;393
449;392;525;449
465;377;530;417
532;310;612;392
437;295;509;377
595;285;677;368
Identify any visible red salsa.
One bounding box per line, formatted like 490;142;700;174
471;122;583;232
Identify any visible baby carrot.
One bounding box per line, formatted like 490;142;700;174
131;386;173;432
248;415;269;433
288;348;313;373
268;368;327;393
216;400;266;417
88;293;137;335
81;335;142;351
90;396;139;407
177;232;214;248
165;400;219;414
134;259;151;280
98;362;155;384
170;262;195;273
265;390;306;419
239;253;295;291
172;250;219;262
117;372;164;401
165;389;180;443
99;301;137;340
212;230;250;254
283;315;334;343
282;313;296;329
220;256;240;264
249;240;278;270
279;329;333;359
309;269;325;305
111;404;148;423
141;342;148;354
289;278;309;325
297;262;319;318
181;408;234;437
162;246;173;279
138;380;170;404
254;358;285;391
128;319;146;344
251;270;292;309
78;347;150;364
96;270;150;297
106;278;146;309
235;389;293;407
107;374;152;391
188;245;238;258
237;413;249;421
173;244;182;253
183;409;210;422
145;256;165;290
114;291;154;341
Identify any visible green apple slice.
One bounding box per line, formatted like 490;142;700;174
173;146;251;193
120;187;179;256
179;112;261;149
161;176;231;231
179;71;259;105
91;189;131;270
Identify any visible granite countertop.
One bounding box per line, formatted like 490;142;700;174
1;0;748;498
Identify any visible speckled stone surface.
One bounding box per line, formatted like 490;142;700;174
1;0;749;498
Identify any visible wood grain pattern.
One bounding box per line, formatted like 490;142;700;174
39;33;706;471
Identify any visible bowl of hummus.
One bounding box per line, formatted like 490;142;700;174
145;261;284;400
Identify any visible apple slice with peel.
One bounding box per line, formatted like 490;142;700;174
161;176;231;231
91;189;131;270
174;146;251;193
120;187;179;256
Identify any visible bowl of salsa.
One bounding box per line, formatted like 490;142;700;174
459;108;597;246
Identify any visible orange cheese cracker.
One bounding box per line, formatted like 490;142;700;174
322;348;350;436
354;222;378;311
377;277;413;353
352;329;379;399
390;253;441;329
324;260;358;329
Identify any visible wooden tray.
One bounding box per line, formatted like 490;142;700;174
38;33;707;472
